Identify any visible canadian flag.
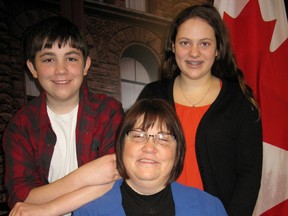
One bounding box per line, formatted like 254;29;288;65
214;0;288;215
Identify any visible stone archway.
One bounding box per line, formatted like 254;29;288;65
107;27;163;101
108;27;163;65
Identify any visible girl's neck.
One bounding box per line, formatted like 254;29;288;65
178;74;213;90
174;75;220;107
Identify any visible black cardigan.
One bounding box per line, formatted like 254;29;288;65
138;77;263;216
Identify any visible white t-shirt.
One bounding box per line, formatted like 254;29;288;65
47;105;79;182
47;105;79;216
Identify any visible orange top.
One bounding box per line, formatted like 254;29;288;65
175;103;210;190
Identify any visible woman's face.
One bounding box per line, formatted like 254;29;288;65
173;17;218;80
123;117;176;195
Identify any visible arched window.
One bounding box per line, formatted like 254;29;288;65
120;44;159;111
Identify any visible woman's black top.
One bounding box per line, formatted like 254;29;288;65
121;181;175;216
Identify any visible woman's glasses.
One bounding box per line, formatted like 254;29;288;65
126;130;176;146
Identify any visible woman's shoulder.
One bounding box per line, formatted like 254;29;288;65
172;183;227;215
171;183;224;206
221;79;242;94
144;79;170;89
217;79;251;106
138;79;174;100
171;182;212;199
73;180;124;216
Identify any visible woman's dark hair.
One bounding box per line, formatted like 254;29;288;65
23;16;89;66
115;99;186;185
161;4;260;113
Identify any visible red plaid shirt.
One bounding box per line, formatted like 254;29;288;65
3;85;124;207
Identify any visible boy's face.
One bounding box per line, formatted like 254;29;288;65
27;42;91;109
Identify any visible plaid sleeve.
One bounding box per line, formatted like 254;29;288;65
99;97;124;155
2;119;45;208
76;93;124;165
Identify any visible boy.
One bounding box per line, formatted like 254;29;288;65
3;16;123;215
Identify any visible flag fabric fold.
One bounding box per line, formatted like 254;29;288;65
213;0;288;215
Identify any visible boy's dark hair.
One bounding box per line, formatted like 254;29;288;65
23;16;89;65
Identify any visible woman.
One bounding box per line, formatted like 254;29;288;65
74;99;227;216
138;4;262;216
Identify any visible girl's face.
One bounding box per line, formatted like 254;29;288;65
173;17;218;81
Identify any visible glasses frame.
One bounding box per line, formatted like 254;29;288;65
126;130;176;146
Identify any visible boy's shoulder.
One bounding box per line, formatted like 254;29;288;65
4;94;46;131
81;88;123;116
86;91;122;107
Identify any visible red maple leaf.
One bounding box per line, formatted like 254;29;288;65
223;0;288;150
